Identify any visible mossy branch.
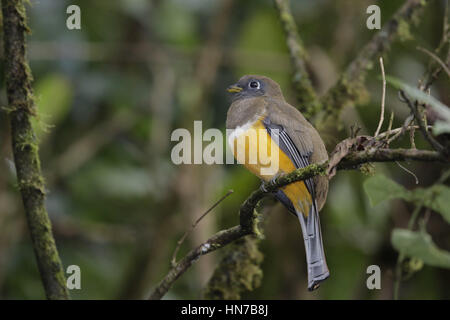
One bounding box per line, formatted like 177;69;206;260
1;0;69;300
273;0;321;119
148;146;446;300
148;225;249;300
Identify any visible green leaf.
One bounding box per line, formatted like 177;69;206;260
363;174;410;206
385;75;450;119
433;120;450;135
364;175;450;224
418;184;450;224
391;229;450;269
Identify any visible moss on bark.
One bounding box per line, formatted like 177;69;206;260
203;236;264;300
1;0;69;300
273;0;321;119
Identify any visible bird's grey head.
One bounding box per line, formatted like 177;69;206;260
226;75;283;102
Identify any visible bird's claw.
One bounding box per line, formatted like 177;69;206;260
260;174;281;193
260;183;269;193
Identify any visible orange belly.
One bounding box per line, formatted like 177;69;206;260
229;119;312;216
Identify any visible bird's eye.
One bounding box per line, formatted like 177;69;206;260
249;81;260;89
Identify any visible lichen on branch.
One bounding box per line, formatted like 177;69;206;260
203;236;264;300
1;0;69;300
273;0;321;119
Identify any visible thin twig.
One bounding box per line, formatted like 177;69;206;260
149;225;248;300
394;204;423;300
387;115;413;144
409;124;416;149
420;2;450;90
386;111;395;143
422;208;432;226
171;190;234;267
377;124;427;141
375;57;387;136
399;91;446;154
417;46;450;79
395;161;419;184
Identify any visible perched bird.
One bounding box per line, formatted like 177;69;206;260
226;75;329;291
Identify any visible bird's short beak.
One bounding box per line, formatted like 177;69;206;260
227;84;242;93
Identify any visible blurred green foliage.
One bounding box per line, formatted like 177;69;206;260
32;74;73;140
392;229;450;269
0;0;448;300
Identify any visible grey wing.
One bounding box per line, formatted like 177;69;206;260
263;115;329;291
262;117;316;200
270;101;329;210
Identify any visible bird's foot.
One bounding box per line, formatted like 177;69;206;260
259;173;282;193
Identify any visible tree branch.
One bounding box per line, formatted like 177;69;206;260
148;146;446;300
420;2;450;90
148;225;249;300
321;0;431;118
1;0;69;299
273;0;321;119
399;90;447;155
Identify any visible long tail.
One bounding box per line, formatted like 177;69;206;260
296;201;329;291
